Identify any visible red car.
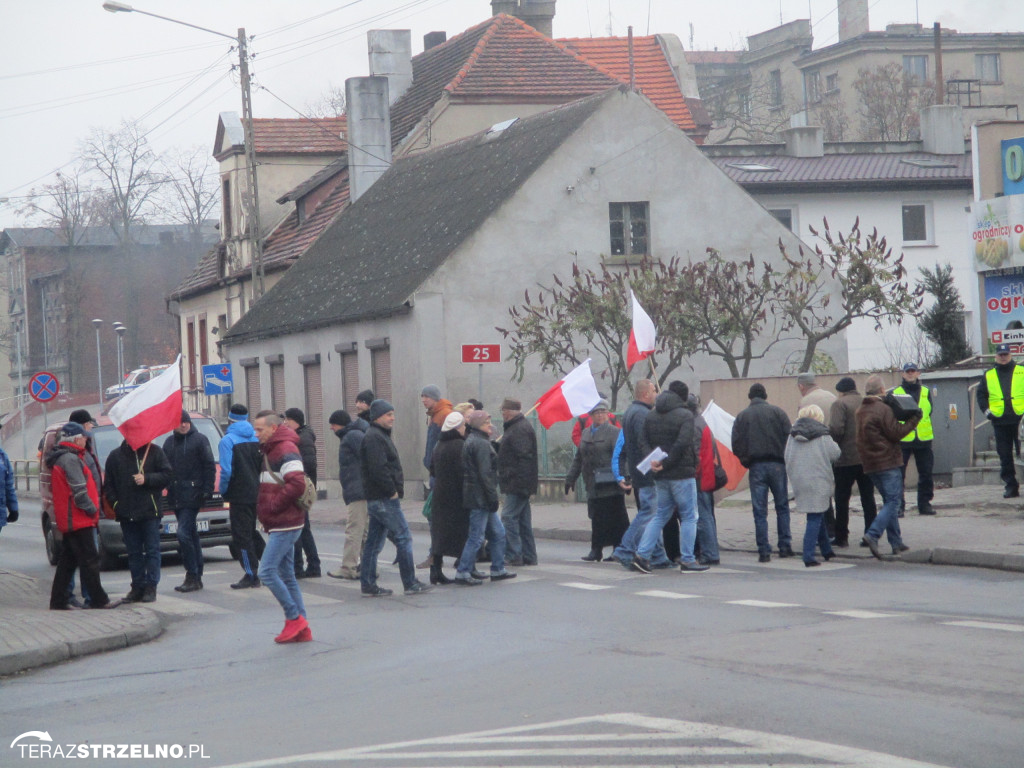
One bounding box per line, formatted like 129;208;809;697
40;412;233;570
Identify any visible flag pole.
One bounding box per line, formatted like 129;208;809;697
648;356;661;392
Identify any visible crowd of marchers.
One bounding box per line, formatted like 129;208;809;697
21;344;1024;643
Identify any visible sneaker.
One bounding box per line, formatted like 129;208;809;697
862;535;882;559
490;570;517;581
470;569;489;580
652;559;675;569
141;586;157;603
630;556;652;574
328;567;359;580
679;560;709;572
454;573;483;586
294;627;313;642
275;615;309;643
404;581;433;595
361;584;393;598
124;587;145;603
230;574;260;589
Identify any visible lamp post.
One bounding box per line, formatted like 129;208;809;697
92;318;104;405
14;317;27;460
102;1;265;299
114;323;127;396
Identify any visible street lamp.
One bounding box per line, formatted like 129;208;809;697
113;323;127;396
102;2;266;299
92;318;104;405
13;317;27;460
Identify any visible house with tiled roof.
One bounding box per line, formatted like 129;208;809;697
220;88;845;496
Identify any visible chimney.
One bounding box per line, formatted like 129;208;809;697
424;31;447;50
920;104;964;154
367;30;412;105
837;0;869;41
783;126;824;158
491;0;556;38
345;76;392;203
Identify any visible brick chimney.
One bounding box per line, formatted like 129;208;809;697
837;0;869;41
490;0;556;37
345;76;392;203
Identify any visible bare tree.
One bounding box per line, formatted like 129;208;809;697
852;63;934;141
305;83;346;118
703;71;799;144
159;145;219;247
812;90;846;142
18;168;100;247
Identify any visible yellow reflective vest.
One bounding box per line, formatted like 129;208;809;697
893;385;932;442
985;365;1024;418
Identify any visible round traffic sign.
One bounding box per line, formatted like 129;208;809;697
28;371;60;403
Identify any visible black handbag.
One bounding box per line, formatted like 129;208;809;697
592;467;618;487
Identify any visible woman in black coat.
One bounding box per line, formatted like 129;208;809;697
564;400;630;562
428;412;469;584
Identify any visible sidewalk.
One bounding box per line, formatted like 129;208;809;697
3;483;1022;678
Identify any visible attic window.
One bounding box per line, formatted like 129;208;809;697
901;158;958;169
485;117;519;139
728;162;779;172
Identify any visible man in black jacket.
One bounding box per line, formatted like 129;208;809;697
162;411;216;593
358;400;431;597
633;381;708;574
327;410;368;580
731;383;794;562
103;439;172;603
497;398;538;566
284;407;321;578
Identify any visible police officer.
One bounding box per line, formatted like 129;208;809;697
976;344;1024;498
892;363;935;516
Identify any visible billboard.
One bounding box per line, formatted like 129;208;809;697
984;271;1024;350
1003;137;1024;196
971;196;1024;271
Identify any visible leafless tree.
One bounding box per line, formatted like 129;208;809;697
812;91;847;141
853;63;934;141
158;145;219;247
702;71;799;144
304;83;346;118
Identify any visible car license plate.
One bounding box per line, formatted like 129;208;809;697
163;520;211;535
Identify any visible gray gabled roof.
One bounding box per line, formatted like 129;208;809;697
223;90;616;345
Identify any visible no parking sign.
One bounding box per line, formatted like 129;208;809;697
28;371;60;403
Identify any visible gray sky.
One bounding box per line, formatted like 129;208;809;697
1;0;1021;228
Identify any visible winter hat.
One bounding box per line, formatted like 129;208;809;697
748;383;768;400
284;407;305;426
420;384;442;401
356;389;375;406
668;380;689;401
589;399;610;414
180;410;191;423
329;410;350;427
466;410;490;429
441;412;465;433
61;422;86;439
368;399;395;422
68;409;97;426
229;403;249;422
500;398;521;412
835;377;857;393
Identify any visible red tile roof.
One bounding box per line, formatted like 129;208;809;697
252;116;347;154
259;168;350;272
560;35;701;134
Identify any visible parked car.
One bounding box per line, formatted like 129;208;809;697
104;364;171;400
39;412;233;570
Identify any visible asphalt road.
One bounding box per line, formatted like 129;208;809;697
2;504;1023;768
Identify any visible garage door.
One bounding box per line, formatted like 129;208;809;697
303;362;326;482
244;364;261;414
341;351;359;414
371;347;391;402
270;363;286;413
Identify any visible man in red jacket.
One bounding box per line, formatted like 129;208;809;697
254;411;312;644
48;423;121;610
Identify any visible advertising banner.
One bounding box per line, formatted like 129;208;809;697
984;271;1024;351
971;196;1024;272
1003;136;1024;197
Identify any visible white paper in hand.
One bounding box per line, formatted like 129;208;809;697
637;447;668;475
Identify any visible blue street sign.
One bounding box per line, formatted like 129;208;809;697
28;371;60;403
202;363;234;396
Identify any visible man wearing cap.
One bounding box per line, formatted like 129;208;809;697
497;398;538;567
327;410;369;580
421;385;454;476
977;344;1024;498
284;407;321;578
358;399;432;597
63;409;101;607
829;377;877;547
162;411;216;593
732;383;794;562
48;423;121;611
219;404;264;589
892;363;936;515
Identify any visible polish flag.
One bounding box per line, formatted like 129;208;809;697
534;359;601;429
701;399;747;491
109;356;183;450
626;290;656;370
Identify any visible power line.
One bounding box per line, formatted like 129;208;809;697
0;40;226;81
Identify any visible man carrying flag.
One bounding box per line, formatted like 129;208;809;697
534;359;602;429
103;358;182;603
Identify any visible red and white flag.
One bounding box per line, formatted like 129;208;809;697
626;290;656;370
701;399;747;491
534;359;601;429
109;355;183;450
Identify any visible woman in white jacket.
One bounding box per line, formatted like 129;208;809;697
784;404;841;567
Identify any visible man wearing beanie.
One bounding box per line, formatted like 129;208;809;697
732;383;794;562
327;410;369;580
829;377;877;547
497;397;538;566
219;403;264;589
283;407;321;578
162;410;216;593
355;390;375;423
358;400;432;597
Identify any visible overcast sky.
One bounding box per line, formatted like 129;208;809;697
2;0;1021;229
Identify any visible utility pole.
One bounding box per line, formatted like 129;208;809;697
237;28;265;301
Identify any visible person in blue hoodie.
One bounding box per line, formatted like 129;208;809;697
219;403;264;589
0;443;18;535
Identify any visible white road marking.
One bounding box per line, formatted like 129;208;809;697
826;610;899;619
141;594;230;616
727;600;802;608
942;620;1024;632
559;582;614;590
635;590;700;599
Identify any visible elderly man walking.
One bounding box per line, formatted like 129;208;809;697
497;398;538;566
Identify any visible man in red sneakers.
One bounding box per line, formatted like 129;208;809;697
254;411;312;644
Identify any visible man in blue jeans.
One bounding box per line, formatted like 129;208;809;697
632;381;708;574
856;374;922;558
358;400;432;597
731;383;794;562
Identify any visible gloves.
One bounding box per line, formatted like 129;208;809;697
6;508;17;524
